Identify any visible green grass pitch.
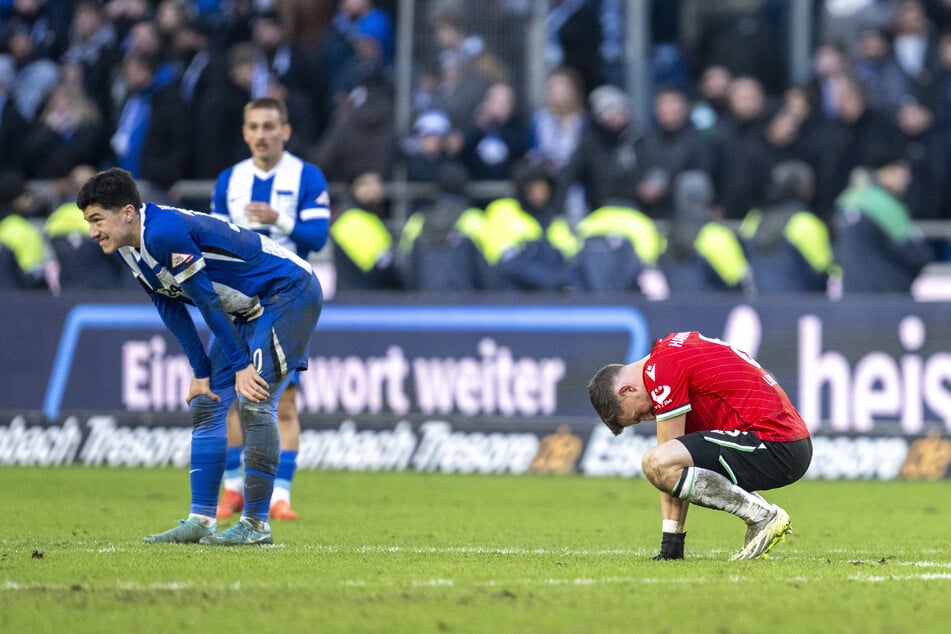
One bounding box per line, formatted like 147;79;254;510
2;466;950;633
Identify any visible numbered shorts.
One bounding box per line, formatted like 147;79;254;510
208;274;322;392
678;430;813;492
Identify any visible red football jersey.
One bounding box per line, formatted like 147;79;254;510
643;331;809;442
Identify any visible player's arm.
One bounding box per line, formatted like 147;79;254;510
210;171;231;222
149;292;225;405
149;292;211;380
654;413;689;560
286;165;330;253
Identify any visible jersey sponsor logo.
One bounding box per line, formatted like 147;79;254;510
316;191;330;206
645;363;656;380
669;331;690;348
651;385;671;406
170;252;194;268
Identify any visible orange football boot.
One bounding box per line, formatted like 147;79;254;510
269;500;299;521
216;489;244;519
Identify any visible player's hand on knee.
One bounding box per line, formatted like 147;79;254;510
235;364;269;403
186;376;220;405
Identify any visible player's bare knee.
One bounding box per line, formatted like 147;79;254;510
642;447;663;484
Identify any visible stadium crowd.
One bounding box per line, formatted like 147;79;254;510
1;0;949;296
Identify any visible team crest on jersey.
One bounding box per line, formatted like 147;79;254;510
651;385;672;407
171;252;194;267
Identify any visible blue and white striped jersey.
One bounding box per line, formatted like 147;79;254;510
210;151;330;258
118;202;317;376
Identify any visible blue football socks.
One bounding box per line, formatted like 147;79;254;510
274;449;298;495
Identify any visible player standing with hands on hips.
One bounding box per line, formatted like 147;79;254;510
211;97;331;521
77;167;323;545
587;331;812;560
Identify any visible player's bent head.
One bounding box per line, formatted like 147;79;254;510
76;167;142;212
588;363;625;435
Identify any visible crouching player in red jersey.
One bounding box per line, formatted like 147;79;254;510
587;331;813;560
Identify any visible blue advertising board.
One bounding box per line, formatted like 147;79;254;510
2;291;951;437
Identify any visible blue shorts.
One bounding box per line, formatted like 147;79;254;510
208;274;322;392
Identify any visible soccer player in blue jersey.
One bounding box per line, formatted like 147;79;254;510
77;167;323;546
210;97;331;521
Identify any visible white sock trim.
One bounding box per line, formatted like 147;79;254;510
188;513;216;528
270;487;290;506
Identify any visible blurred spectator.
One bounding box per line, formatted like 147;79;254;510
689;64;732;134
660;170;752;296
634;84;714;220
739;160;836;294
154;0;189;50
922;25;951;127
193;42;255;179
0;171;48;290
275;0;359;136
109;51;188;189
685;0;786;96
120;20;176;87
334;0;394;68
316;65;396;185
806;41;853;119
818;0;895;57
529;66;588;174
712;75;773;219
895;97;947;219
103;0;153;41
545;0;625;95
458;81;529;182
0;12;60;123
21;84;107;180
0;0;67;62
207;0;256;51
248;11;321;145
403;108;461;183
571;200;667;297
423;0;510;129
832;146;932;293
398;161;487;291
481;159;576;292
278;0;336;52
330;171;402;291
109;51;160;178
770;83;829;173
854;26;914;113
171;16;221;177
59;0;120;123
552;84;640;216
0;56;28;176
892;0;939;88
816;73;901;219
530;65;589;222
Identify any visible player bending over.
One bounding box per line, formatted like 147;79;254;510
587;331;812;560
78;167;323;546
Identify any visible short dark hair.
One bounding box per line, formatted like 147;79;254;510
244;97;289;124
587;364;624;435
76;167;142;212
